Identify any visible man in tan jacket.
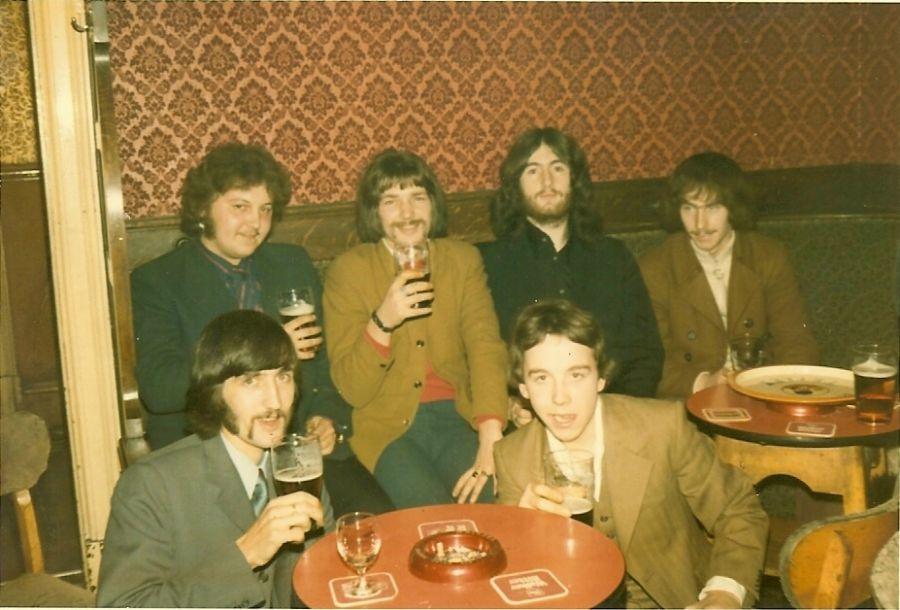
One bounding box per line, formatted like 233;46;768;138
494;299;767;609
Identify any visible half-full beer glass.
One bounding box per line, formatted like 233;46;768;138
544;449;594;526
851;344;898;425
392;243;432;310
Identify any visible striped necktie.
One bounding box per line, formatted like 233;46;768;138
250;469;269;516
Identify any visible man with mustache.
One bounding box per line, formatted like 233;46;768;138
479;128;663;425
99;311;326;607
323;149;508;508
131;142;392;515
638;152;818;399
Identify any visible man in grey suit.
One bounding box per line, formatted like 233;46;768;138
98;311;324;607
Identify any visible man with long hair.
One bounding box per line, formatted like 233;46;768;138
479;128;663;424
99;311;324;607
323;149;508;508
131;142;392;515
639;152;818;399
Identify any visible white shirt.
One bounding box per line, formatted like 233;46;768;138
544;396;746;605
221;432;270;500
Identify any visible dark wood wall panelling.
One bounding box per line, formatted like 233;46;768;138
125;163;900;268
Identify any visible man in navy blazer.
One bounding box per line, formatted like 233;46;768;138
131;142;392;515
98;311;324;607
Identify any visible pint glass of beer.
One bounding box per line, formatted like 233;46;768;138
392;243;432;310
851;344;898;425
544;449;594;526
272;433;324;535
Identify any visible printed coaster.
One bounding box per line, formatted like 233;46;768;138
328;572;398;608
785;421;836;438
703;408;751;422
417;518;478;538
490;568;569;605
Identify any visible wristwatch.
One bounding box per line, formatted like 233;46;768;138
371;310;396;333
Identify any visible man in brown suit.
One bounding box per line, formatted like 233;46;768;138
639;152;818;400
494;299;767;609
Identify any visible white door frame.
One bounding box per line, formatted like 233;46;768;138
28;0;122;589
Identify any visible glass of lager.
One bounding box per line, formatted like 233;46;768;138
392;243;432;311
851;344;898;425
277;287;321;351
272;433;324;536
544;449;594;526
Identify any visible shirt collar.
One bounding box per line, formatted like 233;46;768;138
220;431;270;499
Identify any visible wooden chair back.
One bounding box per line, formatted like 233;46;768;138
779;497;899;609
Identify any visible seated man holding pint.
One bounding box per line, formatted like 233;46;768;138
494;299;768;609
131;142;392;515
639;152;818;400
99;311;328;607
323;149;508;508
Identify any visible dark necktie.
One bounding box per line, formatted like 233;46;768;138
250;468;269;516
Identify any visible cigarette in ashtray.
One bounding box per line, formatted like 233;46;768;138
435;542;445;560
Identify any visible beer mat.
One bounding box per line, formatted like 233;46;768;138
785;421;837;438
417;519;478;538
328;573;398;608
490;569;569;605
702;408;751;422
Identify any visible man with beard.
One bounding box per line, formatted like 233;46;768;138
98;311;326;607
479;128;663;424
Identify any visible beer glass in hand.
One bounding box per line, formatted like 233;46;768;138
851;344;898;425
336;512;384;599
392;244;432;310
278;288;321;352
272;433;324;536
543;449;594;526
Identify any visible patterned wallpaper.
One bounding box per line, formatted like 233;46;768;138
0;1;39;165
106;1;899;220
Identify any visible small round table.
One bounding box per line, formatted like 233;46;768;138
687;384;899;575
294;503;625;608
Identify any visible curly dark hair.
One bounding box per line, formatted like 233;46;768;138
659;151;757;232
508;299;614;388
490;127;602;241
179;142;293;237
355;149;449;243
186;310;299;439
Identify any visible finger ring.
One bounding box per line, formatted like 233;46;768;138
471;470;480;478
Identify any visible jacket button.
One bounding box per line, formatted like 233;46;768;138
413;380;422;388
743;318;754;329
416;340;425;347
599;515;609;523
687;330;696;341
402;419;410;426
258;571;269;583
684;352;693;362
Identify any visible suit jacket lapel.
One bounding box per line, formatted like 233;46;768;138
602;396;652;554
203;435;256;533
726;234;761;337
671;234;723;331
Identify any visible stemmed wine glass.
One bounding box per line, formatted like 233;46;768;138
336;512;383;599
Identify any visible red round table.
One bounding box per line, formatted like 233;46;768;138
687;384;899;575
294;503;625;608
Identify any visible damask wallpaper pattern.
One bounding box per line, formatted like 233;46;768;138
0;1;39;165
106;1;899;219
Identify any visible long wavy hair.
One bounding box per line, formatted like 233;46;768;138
490;127;602;241
659;151;757;232
179;142;292;238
